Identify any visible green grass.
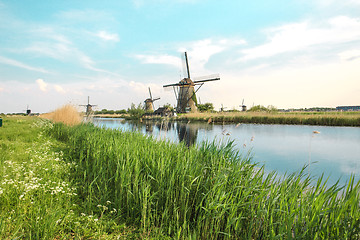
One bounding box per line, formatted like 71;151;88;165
0;116;156;239
177;111;360;127
2;116;360;239
48;121;360;239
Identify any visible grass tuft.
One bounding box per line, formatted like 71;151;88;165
40;104;82;126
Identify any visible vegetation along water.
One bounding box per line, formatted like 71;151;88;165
1;112;360;239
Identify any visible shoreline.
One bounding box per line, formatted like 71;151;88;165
93;111;360;127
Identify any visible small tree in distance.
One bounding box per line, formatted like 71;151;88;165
197;103;214;112
127;103;145;119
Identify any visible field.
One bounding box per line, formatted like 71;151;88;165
177;111;360;126
1;113;360;239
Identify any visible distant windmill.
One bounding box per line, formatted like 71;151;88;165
163;52;220;113
23;105;31;115
241;99;247;111
220;104;227;112
80;96;97;115
144;87;160;112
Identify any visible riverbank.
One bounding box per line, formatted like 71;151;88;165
94;111;360;127
177;111;360;126
3;115;360;238
0;116;157;239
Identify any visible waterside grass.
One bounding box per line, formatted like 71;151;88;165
48;121;360;239
40;104;82;126
177;111;360;127
0;116;148;239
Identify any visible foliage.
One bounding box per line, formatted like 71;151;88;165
162;103;174;111
95;109;127;115
127;103;145;119
248;105;278;113
197;102;214;112
48;122;360;239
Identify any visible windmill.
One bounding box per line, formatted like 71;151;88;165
163;52;220;113
80;96;97;115
23;105;31;115
144;87;160;112
241;99;247;112
220;104;227;112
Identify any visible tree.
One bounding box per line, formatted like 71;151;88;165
248;105;278;112
163;103;174;111
127;103;145;119
197;103;214;112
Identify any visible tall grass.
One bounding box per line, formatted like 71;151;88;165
178;111;360;126
49;122;360;239
40;104;82;125
0;116;149;239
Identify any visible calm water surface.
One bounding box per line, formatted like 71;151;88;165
93;118;360;186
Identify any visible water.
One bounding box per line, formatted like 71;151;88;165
93;118;360;186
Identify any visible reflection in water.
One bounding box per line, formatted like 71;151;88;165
177;123;198;147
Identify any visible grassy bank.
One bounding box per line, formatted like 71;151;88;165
2;114;360;239
48;121;360;239
0;116;152;239
177;111;360;127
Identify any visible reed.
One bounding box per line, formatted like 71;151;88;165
48;122;360;239
178;111;360;126
40;104;82;126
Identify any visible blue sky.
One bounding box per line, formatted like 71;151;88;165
1;0;360;113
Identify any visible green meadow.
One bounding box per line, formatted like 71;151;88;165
1;115;360;239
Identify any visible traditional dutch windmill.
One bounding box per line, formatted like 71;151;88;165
80;96;97;115
163;52;220;113
144;87;160;112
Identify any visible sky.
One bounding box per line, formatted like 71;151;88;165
1;0;360;113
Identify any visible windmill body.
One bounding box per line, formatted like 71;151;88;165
177;78;197;113
163;52;220;113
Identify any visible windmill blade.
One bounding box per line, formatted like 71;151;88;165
184;52;190;79
148;87;153;100
163;83;181;87
153;97;160;101
193;74;220;83
181;53;187;79
193;77;220;84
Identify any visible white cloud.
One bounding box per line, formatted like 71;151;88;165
0;87;4;92
135;38;246;76
96;31;119;42
240;16;360;61
339;49;360;61
0;56;50;73
179;38;246;75
135;54;181;67
36;79;48;92
54;85;66;93
24;31;120;76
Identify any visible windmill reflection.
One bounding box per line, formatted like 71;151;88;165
141;120;213;147
176;122;198;147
